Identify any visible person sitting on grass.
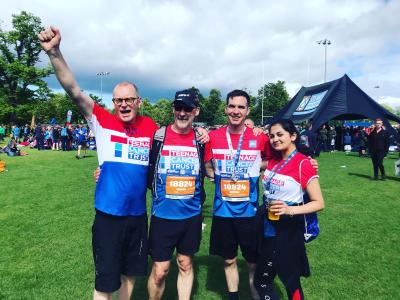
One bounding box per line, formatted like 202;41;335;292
3;136;27;156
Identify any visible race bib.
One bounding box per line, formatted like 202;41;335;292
220;179;250;200
166;176;196;197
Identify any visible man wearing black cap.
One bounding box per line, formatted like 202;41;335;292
147;88;207;300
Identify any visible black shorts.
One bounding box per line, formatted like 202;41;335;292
209;216;258;263
148;214;202;262
92;211;148;293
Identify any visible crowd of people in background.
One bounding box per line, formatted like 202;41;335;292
2;121;399;159
0;123;95;158
295;122;400;159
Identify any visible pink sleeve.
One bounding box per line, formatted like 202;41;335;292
300;159;318;189
204;140;213;162
261;134;275;161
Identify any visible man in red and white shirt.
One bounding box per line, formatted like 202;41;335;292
39;26;157;300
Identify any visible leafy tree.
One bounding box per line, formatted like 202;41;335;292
249;80;290;125
152;98;173;126
198;88;226;126
34;93;85;125
140;98;154;118
0;11;52;124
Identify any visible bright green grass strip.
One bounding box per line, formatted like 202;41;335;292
0;149;399;299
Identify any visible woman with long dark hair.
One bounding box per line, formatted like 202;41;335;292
254;119;325;300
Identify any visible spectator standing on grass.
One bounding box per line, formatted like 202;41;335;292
60;124;69;151
23;124;31;141
343;131;352;154
39;26;158;300
299;123;317;158
12;125;21;143
317;125;328;153
368;118;390;180
35;125;44;150
45;126;53;149
358;127;368;157
255;119;324;300
68;125;74;150
75;124;88;159
328;126;336;152
52;126;61;150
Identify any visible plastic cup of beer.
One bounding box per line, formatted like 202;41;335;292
268;200;280;221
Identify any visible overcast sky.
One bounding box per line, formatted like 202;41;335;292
2;0;399;109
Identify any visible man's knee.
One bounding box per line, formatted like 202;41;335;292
121;275;135;285
224;257;237;268
176;254;193;273
152;263;170;285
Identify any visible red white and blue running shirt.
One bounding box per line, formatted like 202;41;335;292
152;126;202;219
87;104;158;216
262;152;318;237
205;126;273;218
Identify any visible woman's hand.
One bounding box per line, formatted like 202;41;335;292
269;200;289;216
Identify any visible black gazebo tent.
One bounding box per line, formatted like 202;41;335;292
269;74;400;140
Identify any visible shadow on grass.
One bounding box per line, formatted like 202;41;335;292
131;254;285;300
348;172;400;182
347;172;372;179
80;155;95;158
198;255;283;300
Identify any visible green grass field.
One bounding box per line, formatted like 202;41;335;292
0;146;399;300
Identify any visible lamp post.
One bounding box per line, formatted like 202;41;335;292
262;63;265;125
96;71;110;100
317;39;331;82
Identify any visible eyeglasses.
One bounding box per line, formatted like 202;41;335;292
173;104;195;112
112;97;140;105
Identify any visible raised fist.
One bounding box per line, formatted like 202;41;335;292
38;26;61;53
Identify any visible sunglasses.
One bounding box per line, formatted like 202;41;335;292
112;97;140;105
173;104;195;112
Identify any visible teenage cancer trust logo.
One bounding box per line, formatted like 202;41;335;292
128;139;150;161
111;135;150;161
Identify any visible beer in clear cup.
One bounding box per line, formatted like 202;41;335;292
268;200;280;221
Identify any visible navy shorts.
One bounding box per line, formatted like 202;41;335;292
148;214;202;262
92;210;148;293
209;216;258;263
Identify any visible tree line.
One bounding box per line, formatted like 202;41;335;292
0;11;290;127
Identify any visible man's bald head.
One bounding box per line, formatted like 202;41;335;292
113;82;139;97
